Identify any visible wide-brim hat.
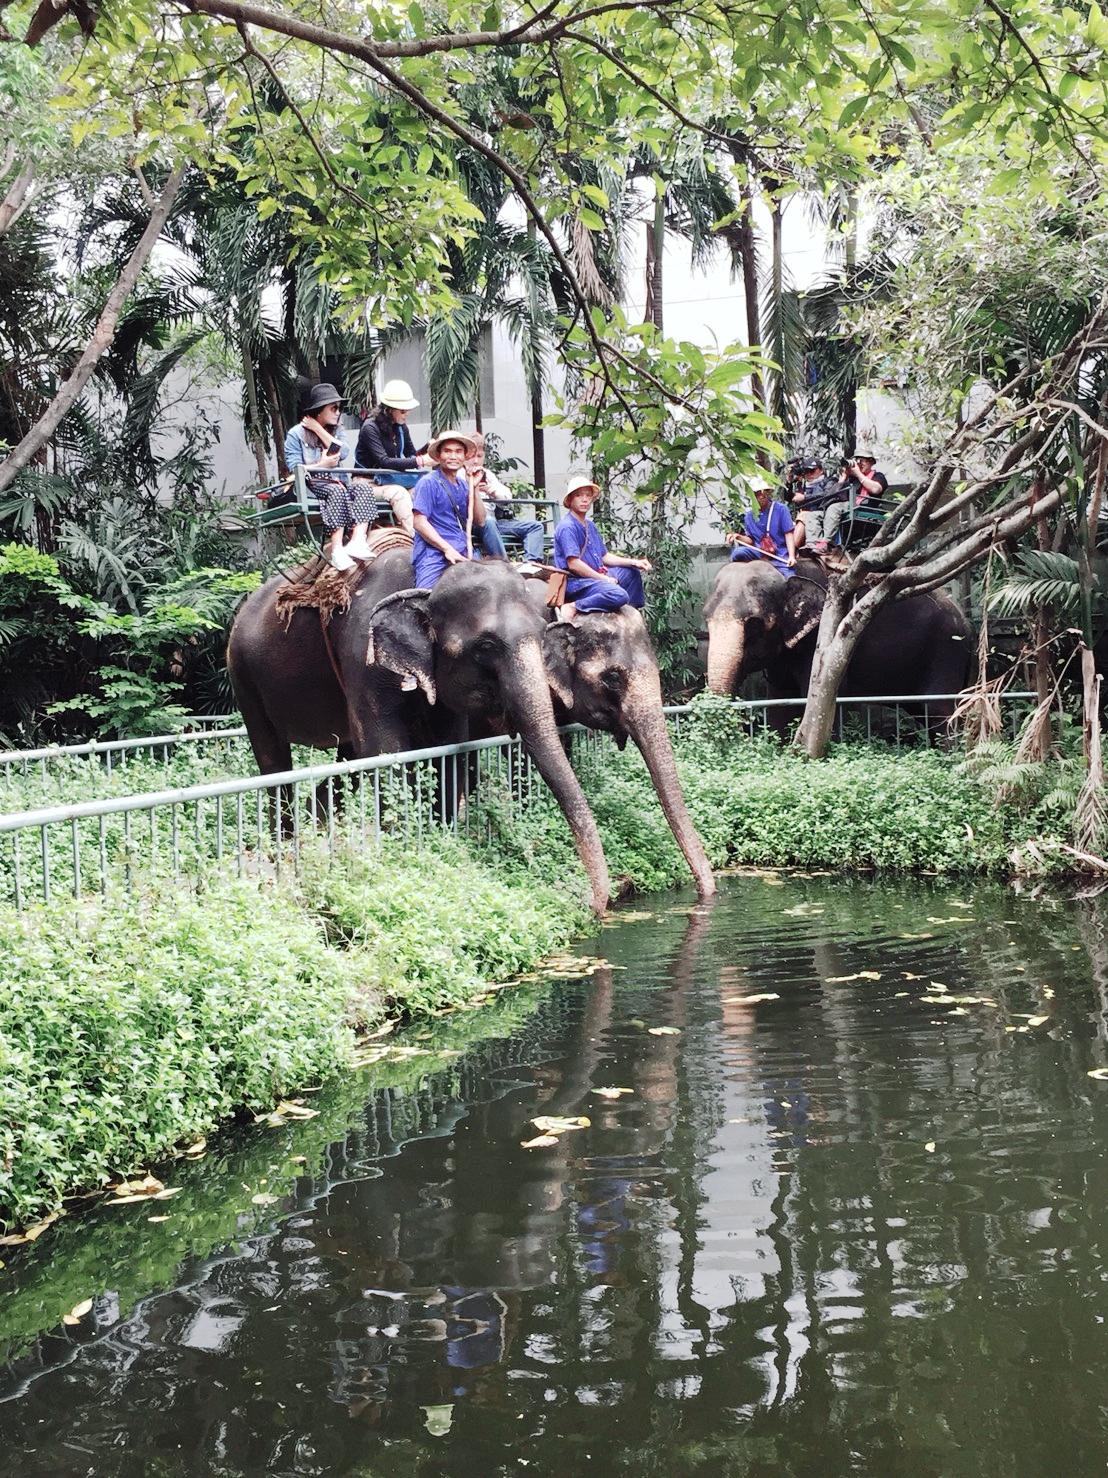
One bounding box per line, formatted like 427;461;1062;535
427;429;477;460
854;451;877;463
305;382;345;412
563;474;601;507
380;378;420;411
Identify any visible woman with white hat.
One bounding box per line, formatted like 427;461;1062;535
410;430;485;589
552;475;652;617
353;379;431;538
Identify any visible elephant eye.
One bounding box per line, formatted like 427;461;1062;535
473;633;501;655
601;667;625;693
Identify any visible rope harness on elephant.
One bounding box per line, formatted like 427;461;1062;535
272;529;415;701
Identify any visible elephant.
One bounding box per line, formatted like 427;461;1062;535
703;558;973;723
539;606;717;899
227;554;611;912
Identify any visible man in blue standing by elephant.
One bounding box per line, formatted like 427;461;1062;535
726;479;797;578
553;476;652;619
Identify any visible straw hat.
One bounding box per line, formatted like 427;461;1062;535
563;474;600;507
427;429;477;460
380;378;420;411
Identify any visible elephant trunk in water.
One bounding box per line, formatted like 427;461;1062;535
706;615;745;696
624;671;717;899
502;638;611;915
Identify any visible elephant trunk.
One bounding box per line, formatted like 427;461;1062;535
624;673;717;899
501;637;610;915
706;615;745;696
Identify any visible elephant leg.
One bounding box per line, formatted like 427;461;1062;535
233;672;296;836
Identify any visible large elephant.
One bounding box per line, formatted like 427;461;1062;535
539;607;717;898
704;559;972;715
227;554;611;912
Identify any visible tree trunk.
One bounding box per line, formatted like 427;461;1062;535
0;161;186;495
0;161;36;238
644;190;664;331
1027;494;1054;761
242;346;268;484
737;181;764;414
262;365;288;476
530;379;546;490
795;578;893;757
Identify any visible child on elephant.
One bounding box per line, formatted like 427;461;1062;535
552;477;651;619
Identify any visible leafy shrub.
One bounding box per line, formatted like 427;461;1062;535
0;882;367;1230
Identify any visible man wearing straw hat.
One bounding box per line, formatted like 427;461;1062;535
552;475;651;619
410;429;493;589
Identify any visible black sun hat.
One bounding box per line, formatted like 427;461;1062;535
304;382;345;413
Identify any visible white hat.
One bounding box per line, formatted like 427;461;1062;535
380;379;420;410
563;474;600;507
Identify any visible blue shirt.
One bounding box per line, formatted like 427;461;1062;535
412;468;471;559
743;501;794;568
554;513;607;593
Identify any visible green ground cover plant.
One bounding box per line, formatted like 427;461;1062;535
0;705;1085;1235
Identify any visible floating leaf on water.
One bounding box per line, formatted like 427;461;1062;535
153;1188;182;1200
184;1140;206;1158
0;1210;60;1246
1088;1068;1108;1080
110;1174;163;1197
365;1019;397;1040
900;933;935;940
924;1142;936;1154
611;910;655;922
62;1298;93;1326
1027;1015;1050;1028
902;972;924;980
894;992;909;998
290;1156;307;1164
147;1215;170;1224
107;1194;151;1206
251;1192;279;1206
783;904;824;916
723;993;780;1004
592;1087;634;1099
273;1101;319;1121
521;1134;559;1149
826;972;881;984
531;1116;590;1134
948;1007;968;1016
648;1026;681;1036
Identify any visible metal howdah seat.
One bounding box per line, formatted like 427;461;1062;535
248;466;398;551
835;484;899;550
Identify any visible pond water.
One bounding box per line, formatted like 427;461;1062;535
4;873;1108;1477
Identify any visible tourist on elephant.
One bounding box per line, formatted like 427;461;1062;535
818;451;889;549
353;378;432;537
411;430;492;589
789;457;840;549
553;476;651;618
284;382;372;572
726;480;797;578
466;432;546;564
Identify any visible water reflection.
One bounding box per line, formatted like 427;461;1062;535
4;875;1108;1475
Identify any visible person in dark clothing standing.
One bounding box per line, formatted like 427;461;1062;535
353;379;430;536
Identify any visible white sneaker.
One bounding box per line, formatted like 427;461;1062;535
331;546;356;571
346;533;374;561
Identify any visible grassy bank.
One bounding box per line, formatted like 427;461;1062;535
1;706;1078;1234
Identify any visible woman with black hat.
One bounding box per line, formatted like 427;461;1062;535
284;383;376;571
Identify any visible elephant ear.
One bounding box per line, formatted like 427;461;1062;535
365;589;437;704
541;622;578;710
782;575;825;650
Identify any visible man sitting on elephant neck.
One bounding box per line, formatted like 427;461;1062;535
411;431;496;589
553;476;651;619
284;383;371;572
726;482;797;577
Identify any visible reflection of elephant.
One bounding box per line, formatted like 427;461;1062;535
704;560;973;715
227;555;610;912
540;608;716;899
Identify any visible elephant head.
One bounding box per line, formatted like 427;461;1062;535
704;560;826;695
366;561;611;914
541;609;716;899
